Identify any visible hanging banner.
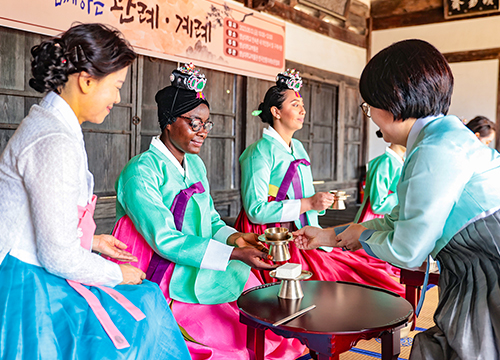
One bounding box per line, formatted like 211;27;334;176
0;0;285;80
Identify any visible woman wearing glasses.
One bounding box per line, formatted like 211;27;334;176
235;70;404;297
110;64;304;360
294;39;500;359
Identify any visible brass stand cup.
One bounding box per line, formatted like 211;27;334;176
264;227;292;262
268;240;291;262
329;190;349;210
278;279;304;299
269;270;313;300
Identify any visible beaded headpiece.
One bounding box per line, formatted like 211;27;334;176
276;69;302;92
156;63;209;130
170;62;207;93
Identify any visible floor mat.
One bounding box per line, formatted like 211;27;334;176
339;286;439;359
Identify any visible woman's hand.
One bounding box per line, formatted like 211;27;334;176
92;234;138;262
293;226;334;250
333;224;367;251
301;192;335;213
227;232;266;252
230;247;278;271
118;264;146;285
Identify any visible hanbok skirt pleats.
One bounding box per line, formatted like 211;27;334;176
410;209;500;360
0;254;190;360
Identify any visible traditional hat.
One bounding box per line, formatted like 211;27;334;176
276;69;302;91
155;63;209;131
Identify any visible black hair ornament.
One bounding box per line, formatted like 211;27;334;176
169;62;207;94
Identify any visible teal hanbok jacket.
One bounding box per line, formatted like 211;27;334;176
239;130;320;230
361;115;500;268
115;143;250;304
354;148;403;222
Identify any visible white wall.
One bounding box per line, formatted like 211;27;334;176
285;21;367;80
449;60;499;122
368;17;500;160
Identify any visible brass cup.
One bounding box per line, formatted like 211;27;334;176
278;279;304;299
329;190;349;210
268;240;291;262
264;227;292;262
264;227;290;240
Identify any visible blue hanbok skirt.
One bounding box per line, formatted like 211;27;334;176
0;253;191;360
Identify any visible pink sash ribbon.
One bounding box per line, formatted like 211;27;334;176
77;195;97;251
67;195;145;349
275;159;310;227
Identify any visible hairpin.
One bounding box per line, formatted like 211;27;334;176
251;110;262;116
170;62;207;92
276;69;302;91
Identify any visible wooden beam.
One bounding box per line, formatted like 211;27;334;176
266;2;367;48
372;6;500;31
372;8;445;30
371;0;442;18
443;48;500;63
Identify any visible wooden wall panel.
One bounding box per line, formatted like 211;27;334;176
0;27;25;91
84;132;132;195
244;77;274;147
0;95;24;125
139;57;177;152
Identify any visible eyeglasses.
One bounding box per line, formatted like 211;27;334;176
178;116;213;133
360;102;371;118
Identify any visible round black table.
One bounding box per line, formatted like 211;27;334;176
237;281;413;360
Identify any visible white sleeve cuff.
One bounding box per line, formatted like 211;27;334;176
280;199;301;222
213;225;238;243
200;239;233;271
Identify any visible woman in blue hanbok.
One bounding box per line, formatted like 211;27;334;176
294;39;500;360
0;23;189;360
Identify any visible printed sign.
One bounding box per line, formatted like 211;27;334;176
0;0;285;80
444;0;500;19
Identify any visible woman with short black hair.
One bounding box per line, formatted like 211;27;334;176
294;39;500;359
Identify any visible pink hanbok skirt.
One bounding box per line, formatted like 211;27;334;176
110;217;305;360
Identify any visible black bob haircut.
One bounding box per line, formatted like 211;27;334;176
359;39;454;121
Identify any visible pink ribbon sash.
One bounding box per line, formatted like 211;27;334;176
67;195;145;349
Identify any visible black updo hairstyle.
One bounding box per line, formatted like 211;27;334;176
466;116;496;138
359;39;453;121
257;86;288;126
29;23;137;94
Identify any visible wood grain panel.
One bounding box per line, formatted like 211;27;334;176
0;27;25;91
